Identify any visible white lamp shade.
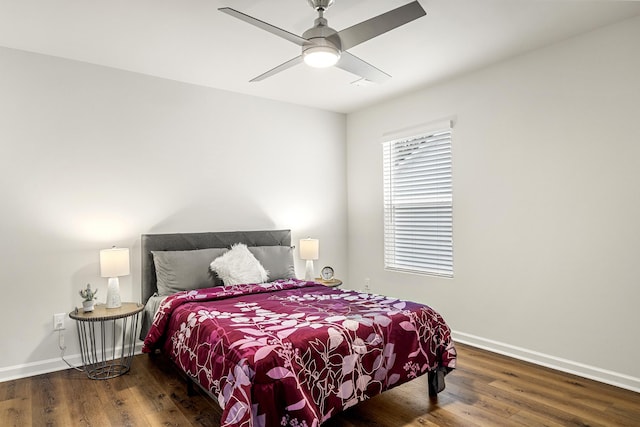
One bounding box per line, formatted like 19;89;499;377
100;247;130;278
299;238;319;260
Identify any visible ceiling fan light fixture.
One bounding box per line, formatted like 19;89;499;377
303;45;340;68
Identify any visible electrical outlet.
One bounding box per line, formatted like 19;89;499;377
364;277;371;292
53;313;66;331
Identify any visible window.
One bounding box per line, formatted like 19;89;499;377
383;124;453;277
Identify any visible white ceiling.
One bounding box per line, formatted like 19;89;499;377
1;0;639;113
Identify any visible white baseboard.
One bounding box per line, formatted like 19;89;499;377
0;342;144;383
3;334;639;395
452;330;640;393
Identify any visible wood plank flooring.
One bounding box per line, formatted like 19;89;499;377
1;342;639;426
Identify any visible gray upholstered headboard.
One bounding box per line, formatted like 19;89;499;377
141;229;292;304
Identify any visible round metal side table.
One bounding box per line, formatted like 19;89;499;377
69;302;143;380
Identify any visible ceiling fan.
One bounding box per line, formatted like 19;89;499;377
219;0;426;83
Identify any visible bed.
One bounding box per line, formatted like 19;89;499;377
140;229;456;427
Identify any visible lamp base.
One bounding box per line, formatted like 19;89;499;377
304;260;315;281
106;277;122;309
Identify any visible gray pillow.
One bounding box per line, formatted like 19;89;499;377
152;248;228;296
248;246;296;281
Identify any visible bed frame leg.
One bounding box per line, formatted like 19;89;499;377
428;369;446;397
187;379;196;397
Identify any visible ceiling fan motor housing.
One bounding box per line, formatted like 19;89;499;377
301;16;342;67
302;17;341;51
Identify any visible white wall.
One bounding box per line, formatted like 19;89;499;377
346;15;640;391
0;46;346;377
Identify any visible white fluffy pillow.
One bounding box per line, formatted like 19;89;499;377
210;243;269;285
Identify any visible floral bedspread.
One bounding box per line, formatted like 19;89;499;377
142;279;456;427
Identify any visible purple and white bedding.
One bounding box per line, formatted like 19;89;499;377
143;278;456;427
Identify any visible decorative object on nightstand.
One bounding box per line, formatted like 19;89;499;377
100;246;130;309
69;302;143;379
299;238;319;281
317;266;341;287
320;265;334;280
79;283;98;312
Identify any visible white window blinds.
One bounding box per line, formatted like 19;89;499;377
383;125;453;277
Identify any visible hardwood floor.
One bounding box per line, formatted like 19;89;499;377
1;342;639;426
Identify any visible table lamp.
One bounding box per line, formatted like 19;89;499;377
100;246;130;309
299;238;319;281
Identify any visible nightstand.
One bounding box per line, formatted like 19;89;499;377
316;278;342;288
69;302;143;380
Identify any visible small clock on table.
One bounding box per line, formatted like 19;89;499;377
317;266;341;287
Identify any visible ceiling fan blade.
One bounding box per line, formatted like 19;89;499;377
335;52;390;84
219;7;307;46
337;1;426;51
250;56;304;82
